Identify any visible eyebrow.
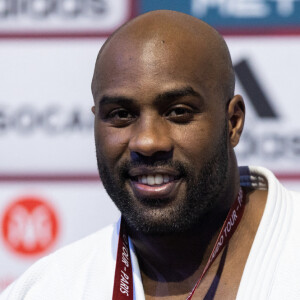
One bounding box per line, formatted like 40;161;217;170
154;86;203;106
98;86;202;107
99;96;134;106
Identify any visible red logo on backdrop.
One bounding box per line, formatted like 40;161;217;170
1;196;59;257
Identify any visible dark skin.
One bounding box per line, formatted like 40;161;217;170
131;189;267;300
92;11;268;299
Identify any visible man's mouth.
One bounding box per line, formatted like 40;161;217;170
134;174;175;186
128;167;183;199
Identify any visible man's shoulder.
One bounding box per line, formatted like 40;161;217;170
0;222;119;300
248;165;300;194
237;166;300;299
242;166;300;194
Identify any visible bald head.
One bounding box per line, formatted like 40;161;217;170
91;11;245;234
92;10;235;104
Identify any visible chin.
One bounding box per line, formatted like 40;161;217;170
120;200;209;235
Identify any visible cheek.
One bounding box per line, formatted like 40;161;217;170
95;124;129;164
173;121;221;162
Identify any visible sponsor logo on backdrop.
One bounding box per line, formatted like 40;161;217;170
192;0;299;18
0;0;134;36
1;196;59;256
141;0;300;30
235;59;278;119
234;59;300;163
0;105;93;134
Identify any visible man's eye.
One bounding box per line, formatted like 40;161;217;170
108;109;134;120
105;108;135;126
166;106;194;123
167;107;191;117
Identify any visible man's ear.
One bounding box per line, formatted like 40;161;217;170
227;95;245;148
91;106;96;115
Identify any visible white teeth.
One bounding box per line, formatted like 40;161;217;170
147;175;155;185
137;174;175;185
142;175;147;184
154;174;163;185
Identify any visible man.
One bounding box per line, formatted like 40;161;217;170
2;10;300;300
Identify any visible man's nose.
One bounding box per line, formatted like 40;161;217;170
128;117;173;158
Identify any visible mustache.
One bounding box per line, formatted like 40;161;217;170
118;159;189;179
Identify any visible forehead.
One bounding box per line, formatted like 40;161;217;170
94;29;221;103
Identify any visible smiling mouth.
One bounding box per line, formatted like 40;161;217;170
128;169;183;200
132;174;176;186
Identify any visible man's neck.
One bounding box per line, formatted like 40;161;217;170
128;208;229;283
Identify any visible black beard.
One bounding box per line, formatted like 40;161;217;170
96;124;229;235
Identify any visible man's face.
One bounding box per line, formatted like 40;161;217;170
92;36;230;234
